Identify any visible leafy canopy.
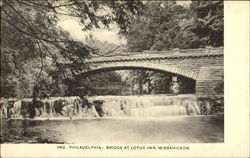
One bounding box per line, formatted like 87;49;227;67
1;0;143;98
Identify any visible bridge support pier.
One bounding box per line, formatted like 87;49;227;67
196;66;224;96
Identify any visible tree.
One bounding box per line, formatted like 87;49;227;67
126;1;188;52
1;19;40;98
123;1;189;94
125;1;223;51
187;1;224;47
122;1;223;94
1;0;143;98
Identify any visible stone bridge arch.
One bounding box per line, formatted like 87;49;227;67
74;47;223;96
81;61;199;80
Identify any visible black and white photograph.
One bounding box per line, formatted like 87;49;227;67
0;0;250;158
1;1;249;157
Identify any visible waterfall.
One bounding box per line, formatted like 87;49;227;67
89;95;201;117
13;100;22;118
0;99;8;118
185;101;201;115
41;100;47;117
1;95;205;119
130;105;188;117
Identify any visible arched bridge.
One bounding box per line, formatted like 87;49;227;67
82;47;224;96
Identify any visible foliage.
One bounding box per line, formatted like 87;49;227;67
187;1;224;47
1;0;223;97
126;1;223;51
1;0;143;98
122;1;223;94
198;96;224;114
126;1;188;51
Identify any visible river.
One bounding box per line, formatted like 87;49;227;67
1;115;223;144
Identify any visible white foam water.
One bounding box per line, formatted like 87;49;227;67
130;105;188;117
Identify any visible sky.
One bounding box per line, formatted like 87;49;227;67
58;20;127;45
176;1;191;6
57;1;191;45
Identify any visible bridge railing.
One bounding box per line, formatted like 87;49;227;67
109;47;223;56
89;47;223;61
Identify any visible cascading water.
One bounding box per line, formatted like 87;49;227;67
130;106;188;117
0;97;90;119
89;95;201;117
0;95;204;119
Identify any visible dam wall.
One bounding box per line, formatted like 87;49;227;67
0;95;223;119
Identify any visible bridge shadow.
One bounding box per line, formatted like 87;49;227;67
76;68;196;96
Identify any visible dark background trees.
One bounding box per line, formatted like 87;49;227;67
126;1;223;51
122;1;223;95
1;0;223;98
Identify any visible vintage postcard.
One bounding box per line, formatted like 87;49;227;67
0;0;249;157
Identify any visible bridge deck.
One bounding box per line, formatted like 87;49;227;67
89;47;223;63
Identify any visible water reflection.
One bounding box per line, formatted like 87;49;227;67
1;115;224;144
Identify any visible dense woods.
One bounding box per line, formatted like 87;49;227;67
0;1;223;98
120;1;223;95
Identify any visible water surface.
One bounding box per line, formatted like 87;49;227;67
1;115;224;144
